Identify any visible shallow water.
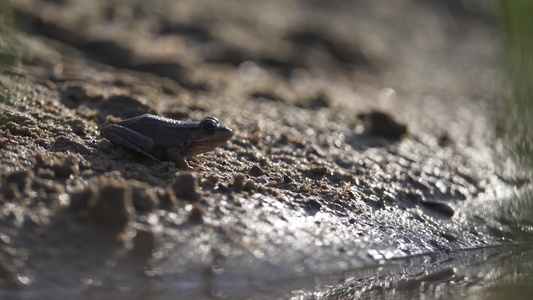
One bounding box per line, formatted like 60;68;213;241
1;245;530;299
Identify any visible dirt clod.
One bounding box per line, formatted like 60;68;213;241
158;188;178;210
4;183;21;199
69;186;95;210
206;174;221;185
243;180;256;192
89;182;135;228
170;172;201;200
187;204;205;223
297;93;331;110
361;110;408;139
132;227;160;257
232;172;247;192
5;169;32;195
131;181;159;212
34;152;81;179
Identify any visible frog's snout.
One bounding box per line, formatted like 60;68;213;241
218;125;234;140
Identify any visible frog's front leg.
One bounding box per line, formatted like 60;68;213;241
102;124;160;162
166;148;194;171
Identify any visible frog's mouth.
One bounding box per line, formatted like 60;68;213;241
187;127;233;156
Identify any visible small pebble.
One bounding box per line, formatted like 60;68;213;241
420;200;454;218
249;165;265;177
283;173;293;183
309;164;328;176
298;184;310;193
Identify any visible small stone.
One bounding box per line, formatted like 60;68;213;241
309;164;328;176
249;165;264;177
306;199;322;211
419;268;455;282
298;184;310;193
283;174;293;183
420;200;454;218
441;233;457;242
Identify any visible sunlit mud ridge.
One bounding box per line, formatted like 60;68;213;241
1;0;526;299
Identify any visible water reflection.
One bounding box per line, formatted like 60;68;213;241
292;245;533;299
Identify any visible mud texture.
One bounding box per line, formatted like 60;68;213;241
0;0;523;299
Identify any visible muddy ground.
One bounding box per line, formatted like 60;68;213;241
0;0;528;299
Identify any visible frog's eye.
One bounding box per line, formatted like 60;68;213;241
201;117;219;133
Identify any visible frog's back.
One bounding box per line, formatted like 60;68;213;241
119;114;200;144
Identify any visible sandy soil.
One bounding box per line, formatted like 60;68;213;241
0;0;522;299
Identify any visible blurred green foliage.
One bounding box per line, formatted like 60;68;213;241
0;0;14;66
500;0;533;175
497;7;533;280
0;0;14;107
0;0;15;130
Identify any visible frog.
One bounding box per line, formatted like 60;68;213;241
101;114;234;170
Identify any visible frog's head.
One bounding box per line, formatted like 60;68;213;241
185;117;234;156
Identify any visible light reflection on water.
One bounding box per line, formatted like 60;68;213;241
288;245;533;299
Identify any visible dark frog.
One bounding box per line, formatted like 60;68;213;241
102;114;234;170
